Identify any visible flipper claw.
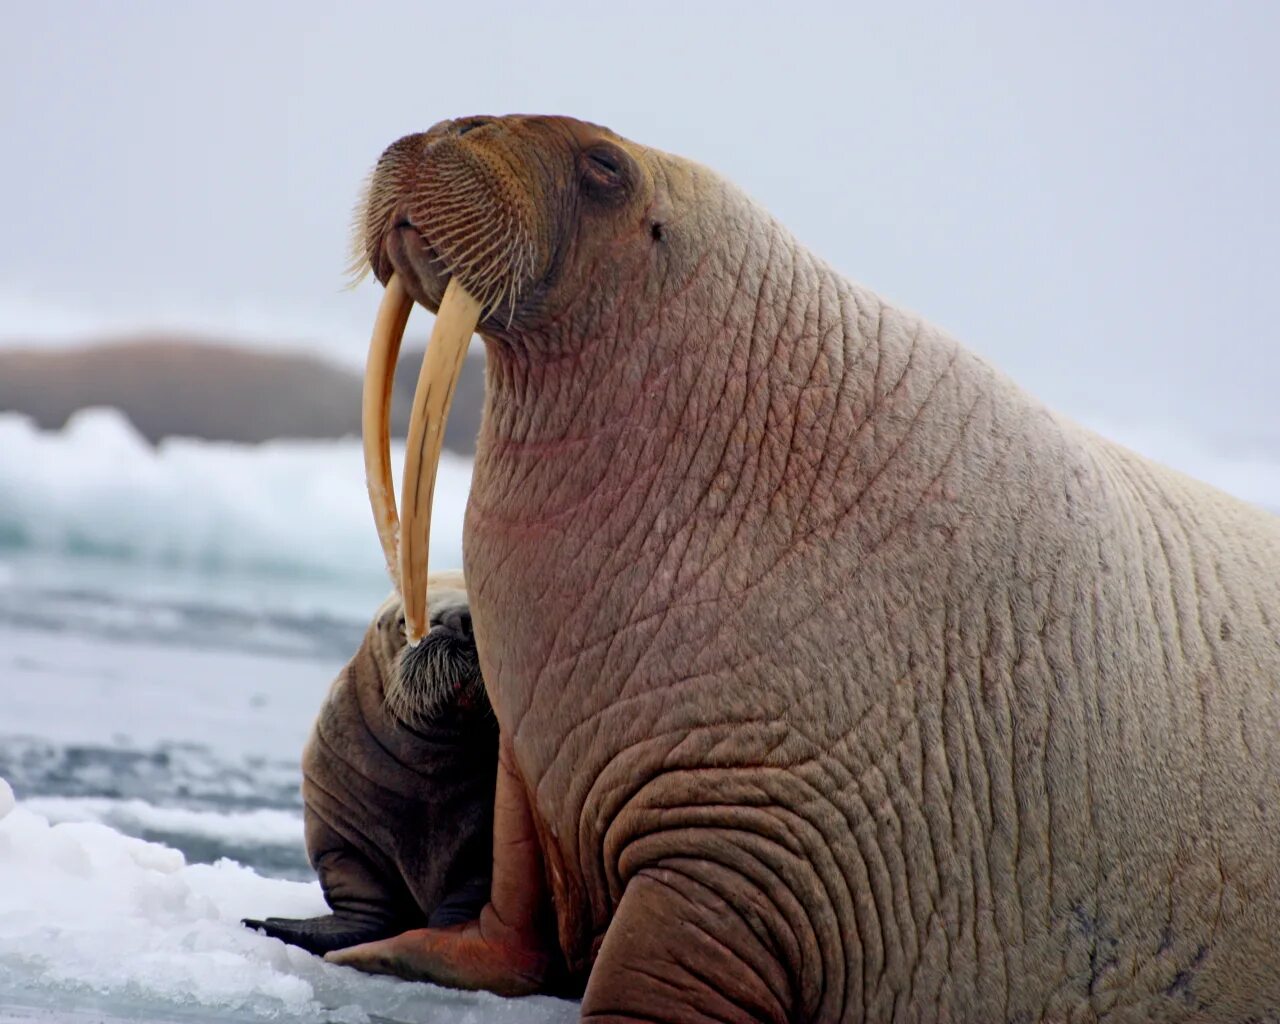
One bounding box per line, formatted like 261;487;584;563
242;913;397;957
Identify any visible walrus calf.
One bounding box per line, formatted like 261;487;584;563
246;573;498;955
336;116;1280;1022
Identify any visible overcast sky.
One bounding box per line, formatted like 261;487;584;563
1;2;1276;449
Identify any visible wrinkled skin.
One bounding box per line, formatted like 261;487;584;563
245;573;501;957
342;116;1280;1022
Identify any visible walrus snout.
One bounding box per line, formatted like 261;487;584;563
355;118;553;320
437;605;472;641
377;582;486;727
390;622;485;727
378;220;451;311
354;118;559;639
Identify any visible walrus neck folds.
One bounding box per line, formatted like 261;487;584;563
466;179;1059;827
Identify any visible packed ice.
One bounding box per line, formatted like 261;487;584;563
0;780;576;1024
19;796;305;850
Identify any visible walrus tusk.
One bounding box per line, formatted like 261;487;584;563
362;273;414;586
399;276;482;645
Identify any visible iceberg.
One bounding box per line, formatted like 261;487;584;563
0;409;472;586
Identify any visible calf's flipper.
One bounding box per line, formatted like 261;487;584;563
242;912;397;957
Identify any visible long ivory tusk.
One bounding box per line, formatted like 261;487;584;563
399;277;482;645
362;273;414;585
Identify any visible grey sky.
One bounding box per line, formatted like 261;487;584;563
1;2;1276;449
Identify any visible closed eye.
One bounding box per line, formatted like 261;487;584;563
588;150;619;175
581;145;630;201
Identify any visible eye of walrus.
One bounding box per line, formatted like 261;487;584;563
581;145;631;201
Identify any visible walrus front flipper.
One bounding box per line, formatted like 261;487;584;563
242;913;398;957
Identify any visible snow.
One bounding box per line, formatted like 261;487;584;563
0;783;577;1023
19;797;304;849
0;408;472;586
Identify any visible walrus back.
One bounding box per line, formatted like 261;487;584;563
300;642;425;932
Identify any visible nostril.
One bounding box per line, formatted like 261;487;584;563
441;607;473;639
457;119;489;137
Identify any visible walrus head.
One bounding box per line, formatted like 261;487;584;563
354;115;679;643
378;570;485;729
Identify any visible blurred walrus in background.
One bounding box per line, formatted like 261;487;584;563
245;572;498;956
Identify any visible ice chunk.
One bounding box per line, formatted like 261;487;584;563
23;796;305;849
0;779;577;1023
0;409;472;584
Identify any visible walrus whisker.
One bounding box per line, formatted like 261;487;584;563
421;210;492;243
418;190;491;216
388;632;484;728
344;168;377;288
432;225;514;277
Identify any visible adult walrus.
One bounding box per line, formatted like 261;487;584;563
245;574;504;960
333;115;1280;1022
